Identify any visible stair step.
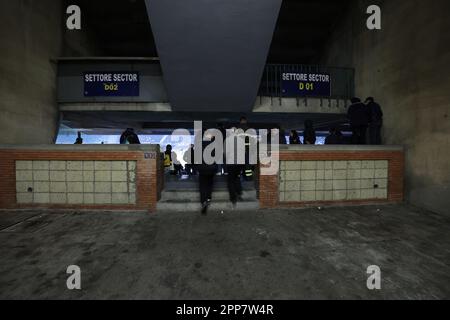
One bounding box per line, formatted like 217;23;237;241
160;190;257;202
163;182;256;191
157;200;259;212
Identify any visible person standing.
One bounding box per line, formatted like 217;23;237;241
278;126;287;145
74;132;83;145
198;131;218;215
303;120;317;145
289;130;301;145
164;145;182;176
164;145;174;173
226;127;244;208
238;116;255;181
325;127;344;145
365;97;383;145
239;116;249;131
183;144;196;176
120;128;141;145
216;123;227;176
347;98;370;145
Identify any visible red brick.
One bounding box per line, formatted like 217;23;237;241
259;150;404;209
0;149;164;213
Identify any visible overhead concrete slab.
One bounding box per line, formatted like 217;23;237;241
61;111;347;131
145;0;282;112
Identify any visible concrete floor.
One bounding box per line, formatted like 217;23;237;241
0;205;449;300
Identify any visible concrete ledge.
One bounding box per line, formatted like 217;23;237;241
0;144;160;152
279;145;404;152
55;57;160;62
59;102;172;112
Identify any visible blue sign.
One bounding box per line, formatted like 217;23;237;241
84;72;140;97
281;72;331;97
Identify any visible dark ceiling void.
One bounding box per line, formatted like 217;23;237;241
268;0;352;64
64;0;350;64
65;0;157;57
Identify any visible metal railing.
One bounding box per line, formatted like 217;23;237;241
259;64;355;100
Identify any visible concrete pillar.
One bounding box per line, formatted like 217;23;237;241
0;0;64;144
321;0;450;215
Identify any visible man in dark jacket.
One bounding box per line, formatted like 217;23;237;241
74;132;83;145
120;128;141;145
278;126;287;145
226;127;245;208
197;131;218;215
183;144;197;176
347;98;370;144
325;127;344;145
289;130;301;145
303;120;316;145
365;97;384;145
238;116;255;181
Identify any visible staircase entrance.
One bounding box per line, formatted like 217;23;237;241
157;174;259;212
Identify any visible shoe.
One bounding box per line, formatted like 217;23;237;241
231;201;237;210
201;203;208;215
201;200;211;215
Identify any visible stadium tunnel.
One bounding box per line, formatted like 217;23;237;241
0;0;449;214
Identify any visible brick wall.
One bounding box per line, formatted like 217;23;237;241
259;148;404;209
157;153;165;200
15;160;138;205
0;147;161;212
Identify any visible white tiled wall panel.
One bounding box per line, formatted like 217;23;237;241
16;161;137;205
279;160;388;202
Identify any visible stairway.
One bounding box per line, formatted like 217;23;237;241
157;175;259;212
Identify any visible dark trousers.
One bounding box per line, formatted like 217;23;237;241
227;165;243;203
185;164;197;175
199;173;214;204
369;124;382;145
351;125;368;145
170;164;183;175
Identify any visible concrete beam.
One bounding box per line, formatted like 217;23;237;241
59;102;172;112
145;0;282;112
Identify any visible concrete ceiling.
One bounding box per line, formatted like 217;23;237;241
61;0;351;130
68;0;350;63
270;0;351;63
67;0;158;57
